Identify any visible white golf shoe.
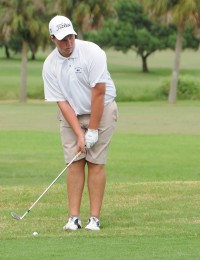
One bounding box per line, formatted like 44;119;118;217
85;217;100;231
63;216;82;231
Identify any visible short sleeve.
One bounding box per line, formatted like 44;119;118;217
42;61;65;102
88;48;108;88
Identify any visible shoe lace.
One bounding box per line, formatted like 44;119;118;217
90;217;100;226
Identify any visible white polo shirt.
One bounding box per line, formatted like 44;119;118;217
43;39;117;115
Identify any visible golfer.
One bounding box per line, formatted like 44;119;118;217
43;15;118;231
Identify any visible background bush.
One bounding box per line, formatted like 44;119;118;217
157;75;200;100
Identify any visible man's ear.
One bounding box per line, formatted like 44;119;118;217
50;35;55;42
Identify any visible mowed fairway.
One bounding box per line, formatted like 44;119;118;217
0;101;200;259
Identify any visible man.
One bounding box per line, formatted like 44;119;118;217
43;15;117;231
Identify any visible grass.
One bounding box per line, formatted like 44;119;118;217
0;101;200;259
0;48;200;101
107;49;200;101
0;48;200;259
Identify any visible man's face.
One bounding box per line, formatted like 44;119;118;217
51;34;75;57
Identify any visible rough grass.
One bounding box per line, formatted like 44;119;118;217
1;181;200;259
0;101;200;259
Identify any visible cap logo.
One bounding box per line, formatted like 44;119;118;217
56;23;71;32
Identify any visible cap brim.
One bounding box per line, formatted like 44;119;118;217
54;30;77;40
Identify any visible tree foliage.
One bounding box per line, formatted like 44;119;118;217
51;0;115;39
141;0;200;103
0;0;200;102
0;0;50;101
0;0;116;101
85;0;175;72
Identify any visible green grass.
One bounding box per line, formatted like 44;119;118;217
107;49;200;101
0;101;200;259
0;48;200;101
0;47;200;259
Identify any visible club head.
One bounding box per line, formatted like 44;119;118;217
11;212;22;220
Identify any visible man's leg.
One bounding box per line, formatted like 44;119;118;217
87;162;106;218
67;159;86;216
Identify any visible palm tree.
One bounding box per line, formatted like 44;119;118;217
142;0;200;103
52;0;115;39
0;0;49;102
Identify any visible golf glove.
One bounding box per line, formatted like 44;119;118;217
85;129;98;149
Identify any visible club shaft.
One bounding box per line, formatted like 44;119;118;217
20;151;81;219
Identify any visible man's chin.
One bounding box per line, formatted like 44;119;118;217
59;50;72;57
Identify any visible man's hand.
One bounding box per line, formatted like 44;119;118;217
85;129;98;148
77;134;86;153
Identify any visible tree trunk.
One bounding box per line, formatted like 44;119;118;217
30;44;36;60
5;45;10;59
77;28;83;39
20;40;28;102
31;51;35;60
141;55;148;73
168;25;184;104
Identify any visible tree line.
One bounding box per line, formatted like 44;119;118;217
0;0;200;103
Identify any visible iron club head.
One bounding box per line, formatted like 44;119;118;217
11;212;22;220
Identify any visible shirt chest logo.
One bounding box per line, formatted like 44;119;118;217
75;67;82;73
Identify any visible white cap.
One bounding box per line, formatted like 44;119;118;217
49;15;77;40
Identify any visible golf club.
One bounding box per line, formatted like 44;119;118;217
11;151;82;220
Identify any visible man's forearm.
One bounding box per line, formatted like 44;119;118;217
89;83;105;130
57;101;83;138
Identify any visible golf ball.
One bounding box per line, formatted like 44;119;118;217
33;232;38;236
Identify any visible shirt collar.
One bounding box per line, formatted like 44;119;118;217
70;43;78;58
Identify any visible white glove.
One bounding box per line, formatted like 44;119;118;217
85;129;98;149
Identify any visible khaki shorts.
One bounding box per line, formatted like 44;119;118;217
58;101;118;164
